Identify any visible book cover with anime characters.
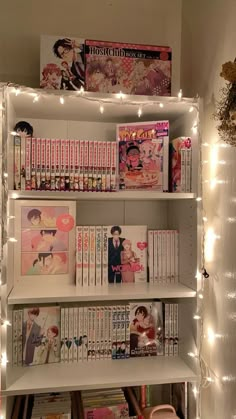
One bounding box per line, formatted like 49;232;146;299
170;137;192;192
14;200;76;284
22;306;60;366
40;35;85;91
117;121;169;191
129;301;163;357
106;225;147;284
85;40;171;96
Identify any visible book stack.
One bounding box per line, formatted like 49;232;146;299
148;230;179;284
81;388;129;419
76;225;148;286
169;137;192;193
164;303;179;357
14;137;117;192
31;393;71;419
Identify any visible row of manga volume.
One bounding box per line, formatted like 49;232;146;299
76;225;148;286
81;388;129;419
12;302;178;367
14;136;117;192
13;120;193;193
148;230;179;284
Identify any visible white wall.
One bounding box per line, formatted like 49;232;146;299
182;1;236;418
0;0;182;95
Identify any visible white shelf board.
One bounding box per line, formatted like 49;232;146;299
8;280;196;304
3;357;197;396
8;87;198;123
9;190;196;201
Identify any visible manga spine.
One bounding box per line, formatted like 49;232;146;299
166;230;171;284
157;230;162;283
76;226;83;287
154;230;158;283
25;136;31;190
79;140;84;191
173;303;179;356
112;305;117;360
31;137;36;190
97;141;102;191
101;141;107;192
95;306;100;360
95;226;102;286
93;140;98;192
64;307;69;362
164;303;170;356
65;139;70;191
73;307;78;363
116;305;121;360
108;306;113;359
91;307;96;360
60;307;65;364
88;141;94;191
170;230;175;284
148;230;154;283
83;140;89;191
180;148;186;192
78;307;83;362
104;306;109;359
14;136;21;190
55;138;61;191
163;134;169;192
60;139;66;191
169;304;174;356
99;306;104;360
89;226;96;287
106;141;111;191
50;138;56;191
82;226;89;287
83;307;88;362
87;307;92;361
17;309;23;366
174;230;179;282
12;310;18;366
74;139;80;191
20;135;26;190
111;142;117;191
36;137;41;190
120;305;126;360
125;304;130;358
45;138;51;190
40;138;46;190
186;147;192;192
69;139;75;191
102;226;108;286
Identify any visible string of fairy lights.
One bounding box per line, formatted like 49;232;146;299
0;83;232;419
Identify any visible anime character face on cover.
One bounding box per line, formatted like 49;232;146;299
22;307;42;365
126;145;142;170
108;225;125;284
121;239;140;283
14;121;33;138
130;305;156;353
40;63;62;89
26;252;67;275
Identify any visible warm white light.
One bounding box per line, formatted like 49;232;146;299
206;377;214;383
4;172;8;178
2;319;11;327
191;124;198;134
33;95;39;103
7;215;16;220
193;314;201;320
218;160;226;165
1;352;8;366
195;270;201;281
222;375;235;382
210;178;217;190
11;192;19;199
60;96;64;105
227;292;236;299
202;142;209;147
15;88;20;96
99;104;104;114
189;106;194;113
8;237;17;242
188;352;198;358
220;143;230;148
10;130;17;136
159;103;164;108
198;293;204;299
203;160;209;164
196;197;202;202
228;217;236;223
178;89;183;99
207;327;222;343
138;107;142;118
192;386;198;397
79;86;85;95
203;216;208;222
205;227;217;262
117;91;125;100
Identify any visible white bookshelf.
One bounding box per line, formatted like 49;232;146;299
3;357;197;396
1;86;200;418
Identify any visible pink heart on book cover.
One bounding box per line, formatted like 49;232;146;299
56;214;74;232
137;241;148;251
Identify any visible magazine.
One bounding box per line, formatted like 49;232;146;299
129;302;163;357
22;306;60;366
40;35;85;91
14;200;76;284
117;121;169;191
85;40;171;96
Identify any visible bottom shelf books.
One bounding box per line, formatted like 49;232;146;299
81;388;129;418
12;302;179;366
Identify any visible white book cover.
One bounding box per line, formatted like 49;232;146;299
164;303;170;357
99;306;105;360
169;304;174;356
157;230;162;283
82;226;89;287
161;231;167;283
95;306;100;360
60;307;65;363
108;306;113;359
91;307;96;360
68;307;74;363
173;303;179;356
104;307;109;359
83;307;88;362
166;230;171;284
125;305;130;359
64;307;69;362
76;226;83;287
148;230;154;283
154;230;158;283
87;307;92;361
107;225;147;284
120;305;126;360
78;307;83;362
89;226;96;287
95;226;102;286
73;307;78;362
40;35;85;91
170;230;175;284
102;226;109;286
174;230;179;282
14;200;76;285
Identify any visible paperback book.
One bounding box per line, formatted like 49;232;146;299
117;121;169;191
85;40;171;96
169;137;192;192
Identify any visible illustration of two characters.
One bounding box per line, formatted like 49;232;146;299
40;37;84;90
119;139;163;172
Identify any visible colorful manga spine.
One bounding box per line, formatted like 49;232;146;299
93;140;98;191
89;226;96;287
82;226;89;287
95;226;102;286
55;138;61;191
65;139;70;191
112;306;117;360
31;137;36;190
101;141;107;192
102;226;108;286
60;307;65;363
14;136;21;190
45;138;51;190
74;139;79;191
36;138;41;190
25;136;31;190
20;136;26;191
106;141;111;191
69;139;75;191
50;138;56;191
79;140;84;191
83;140;89;191
97;141;102;191
40;138;46;190
111;142;117;191
60;139;66;191
88;141;94;191
125;304;130;358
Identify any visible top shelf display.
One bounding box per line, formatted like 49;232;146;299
7;87;198;123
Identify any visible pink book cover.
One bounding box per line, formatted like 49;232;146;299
50;138;56;191
74;139;80;191
55;139;61;191
25;137;31;190
60;139;66;191
106;142;111;191
69;139;75;191
31;137;36;190
79;140;84;191
40;138;46;190
93;141;98;191
65;139;70;191
111;142;117;191
36;138;41;190
97;141;103;191
83;403;129;419
118;121;169;191
83;140;89;191
170;137;192;192
45;138;51;190
85;39;171;96
88;141;94;191
101;141;107;192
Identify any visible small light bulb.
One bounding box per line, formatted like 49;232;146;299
207;327;216;344
202;142;209;147
206;377;214;383
178;89;183;99
2;320;11;327
4;172;8;178
33;95;39;103
188;352;197;358
195;270;201;280
138;107;142;118
79;86;85;95
189;106;194;113
159;103;164;108
192;386;198;397
60;96;64;105
1;352;8;366
117;91;125;100
193;314;201;320
192;124;198;134
99;104;104;114
196;197;202;202
198;293;204;299
11;192;19;199
8;237;17;243
15;88;20;96
203;217;208;222
10;130;17;136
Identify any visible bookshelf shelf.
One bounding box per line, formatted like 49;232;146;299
9;190;196;201
8;280;196;305
3;357;197;396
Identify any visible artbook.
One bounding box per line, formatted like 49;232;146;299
117;121;169;191
14;200;76;284
40;35;85;91
129;301;163;357
22;306;60;366
85;40;171;96
170;137;192;192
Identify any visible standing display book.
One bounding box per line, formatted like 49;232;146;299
13;200;76;284
40;35;85;90
169;137;192;193
85;40;171;96
117;121;169;191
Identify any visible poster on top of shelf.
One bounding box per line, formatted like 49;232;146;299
85;40;172;96
14;200;76;284
40;35;85;90
117;120;169;191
